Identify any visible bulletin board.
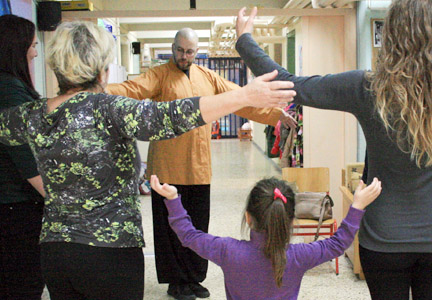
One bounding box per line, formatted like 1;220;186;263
370;19;384;71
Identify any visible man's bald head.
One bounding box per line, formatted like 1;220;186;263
174;28;199;46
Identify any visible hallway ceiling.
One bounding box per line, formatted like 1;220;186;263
62;0;358;57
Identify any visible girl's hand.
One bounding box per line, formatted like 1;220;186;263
150;175;178;200
352;178;382;210
236;7;257;38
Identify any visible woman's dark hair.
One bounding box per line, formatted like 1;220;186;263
242;177;295;287
0;14;38;99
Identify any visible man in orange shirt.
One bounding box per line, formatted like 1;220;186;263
107;28;295;300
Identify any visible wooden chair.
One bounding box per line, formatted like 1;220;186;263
237;128;252;141
282;167;339;275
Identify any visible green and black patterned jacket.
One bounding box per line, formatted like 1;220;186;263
0;92;204;248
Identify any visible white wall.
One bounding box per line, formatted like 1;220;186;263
294;14;357;223
10;0;32;19
132;54;140;74
251;121;280;165
250;45;280;165
356;1;389;161
137;141;149;163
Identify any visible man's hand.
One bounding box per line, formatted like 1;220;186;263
236;7;257;38
279;110;297;129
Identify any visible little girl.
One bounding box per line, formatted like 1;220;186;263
150;175;381;300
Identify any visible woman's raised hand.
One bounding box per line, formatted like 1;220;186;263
236;7;257;38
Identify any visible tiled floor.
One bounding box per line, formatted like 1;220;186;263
42;139;371;300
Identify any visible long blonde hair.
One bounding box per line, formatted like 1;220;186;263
370;0;432;167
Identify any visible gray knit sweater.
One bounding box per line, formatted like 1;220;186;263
237;33;432;253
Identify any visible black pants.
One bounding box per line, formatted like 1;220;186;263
40;242;144;300
152;184;210;284
360;245;432;300
0;200;44;300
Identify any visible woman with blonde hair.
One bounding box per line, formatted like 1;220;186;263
235;1;432;299
0;20;295;300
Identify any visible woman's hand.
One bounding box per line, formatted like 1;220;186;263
150;175;178;200
236;6;257;38
199;70;295;123
240;70;296;108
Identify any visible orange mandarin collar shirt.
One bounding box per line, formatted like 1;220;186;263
106;59;281;185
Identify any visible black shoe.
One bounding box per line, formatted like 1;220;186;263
167;284;196;300
189;283;210;298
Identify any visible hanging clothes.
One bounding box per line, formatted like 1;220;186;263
290;105;304;167
264;125;279;158
278;104;303;168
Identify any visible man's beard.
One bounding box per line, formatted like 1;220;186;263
176;59;192;71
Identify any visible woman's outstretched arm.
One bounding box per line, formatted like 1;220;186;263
235;7;367;114
199;69;295;123
104;70;296;141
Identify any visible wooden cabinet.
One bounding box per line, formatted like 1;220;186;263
340;184;365;279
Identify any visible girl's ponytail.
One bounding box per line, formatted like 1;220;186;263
263;199;291;287
243;178;295;288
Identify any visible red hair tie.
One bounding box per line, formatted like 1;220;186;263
273;188;287;203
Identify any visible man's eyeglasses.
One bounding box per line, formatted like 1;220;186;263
175;47;196;57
